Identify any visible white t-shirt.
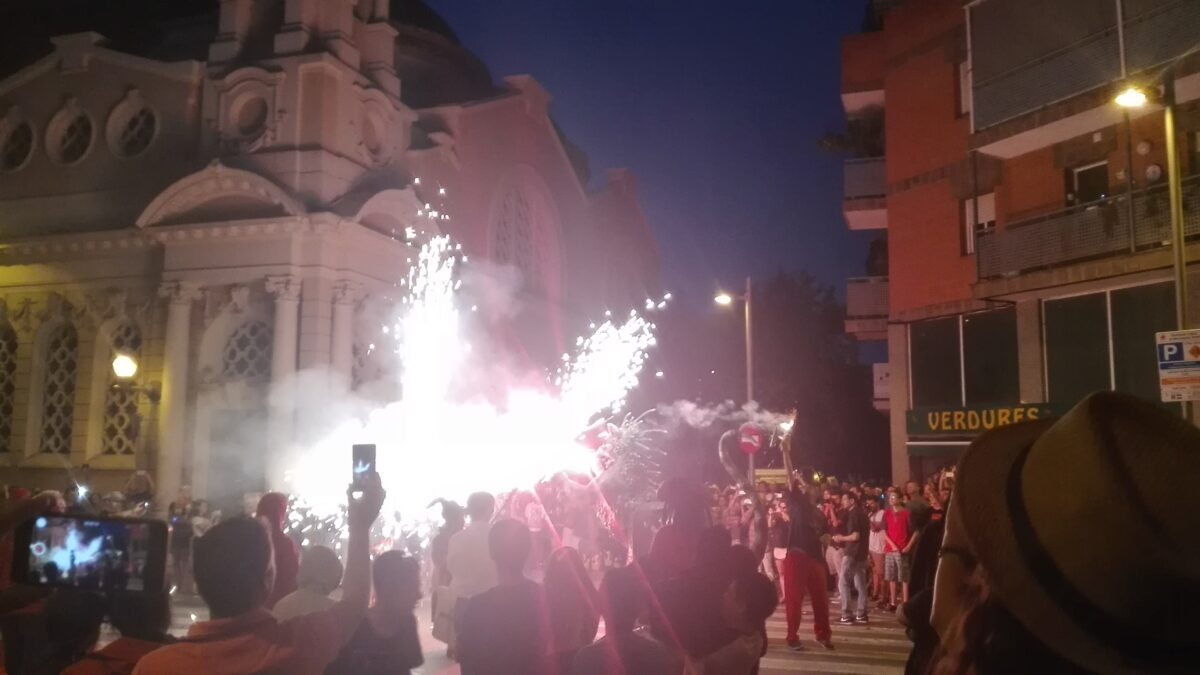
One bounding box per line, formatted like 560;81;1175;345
447;521;498;599
869;509;886;554
271;587;336;621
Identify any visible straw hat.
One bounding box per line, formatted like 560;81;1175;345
955;391;1199;675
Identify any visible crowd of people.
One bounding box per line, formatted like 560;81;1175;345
0;391;1191;674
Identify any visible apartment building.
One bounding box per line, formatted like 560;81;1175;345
840;0;1200;482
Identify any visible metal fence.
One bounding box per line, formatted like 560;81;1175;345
847;276;889;317
969;0;1200;130
844;157;887;200
977;174;1200;279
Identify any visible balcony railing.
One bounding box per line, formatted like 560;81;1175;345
968;0;1199;130
847;276;889;318
977;175;1200;279
844;157;886;200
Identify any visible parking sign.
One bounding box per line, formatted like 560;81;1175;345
1156;330;1200;402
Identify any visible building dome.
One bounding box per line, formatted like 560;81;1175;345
389;0;495;108
389;0;460;45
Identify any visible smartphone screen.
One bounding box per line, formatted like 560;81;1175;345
352;443;377;488
16;515;166;593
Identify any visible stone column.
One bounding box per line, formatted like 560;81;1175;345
331;281;363;391
156;281;201;513
265;275;301;489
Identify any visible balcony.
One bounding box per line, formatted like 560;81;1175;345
843;157;887;230
967;0;1200;156
872;363;890;412
845;276;888;341
977;175;1200;280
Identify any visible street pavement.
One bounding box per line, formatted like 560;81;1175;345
163;593;909;674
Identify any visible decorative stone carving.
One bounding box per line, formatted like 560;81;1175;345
265;275;301;302
157;281;202;306
332;280;365;306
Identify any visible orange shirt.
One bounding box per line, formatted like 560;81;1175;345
131;607;347;675
62;638;165;675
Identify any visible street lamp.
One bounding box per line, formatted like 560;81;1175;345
1113;75;1188;332
715;276;755;483
112;353;139;380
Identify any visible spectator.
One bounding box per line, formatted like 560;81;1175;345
29;591;107;675
544;547;600;671
63;593;173;675
429;498;464;646
123;471;155;508
167;486;193;594
780;477;833;651
883;490;915;611
190;499;214;539
867;495;887;606
445;491;497;655
457;519;553;675
904;480;931;530
688;572;778;675
326;550;423;675
272;545;343;621
132;473;385;674
831;492;869;624
571;566;679;675
255;492;299;609
820;489;843;594
929;392;1197;675
650;526;738;662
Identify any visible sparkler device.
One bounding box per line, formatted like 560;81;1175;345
13;514;167;593
352;444;377;492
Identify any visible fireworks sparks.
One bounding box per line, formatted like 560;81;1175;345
286;235;666;537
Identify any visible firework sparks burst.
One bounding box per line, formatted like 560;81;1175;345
286;235;663;534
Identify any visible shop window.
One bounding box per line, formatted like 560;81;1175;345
910;317;961;407
962;307;1019;405
1111;283;1175;402
1044;293;1109;406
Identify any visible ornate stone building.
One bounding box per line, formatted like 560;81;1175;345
0;0;659;508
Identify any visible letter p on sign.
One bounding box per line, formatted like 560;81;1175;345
1159;342;1183;362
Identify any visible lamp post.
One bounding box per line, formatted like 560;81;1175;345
1114;70;1189;331
1116;71;1192;419
715;276;755;482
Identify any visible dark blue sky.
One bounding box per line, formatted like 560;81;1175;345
431;0;876;302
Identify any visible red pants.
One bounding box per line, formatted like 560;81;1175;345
782;549;831;642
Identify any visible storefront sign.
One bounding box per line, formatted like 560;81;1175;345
906;404;1053;437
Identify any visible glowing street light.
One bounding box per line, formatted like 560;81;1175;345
111;353;139;379
715;277;756;483
1114;86;1148;108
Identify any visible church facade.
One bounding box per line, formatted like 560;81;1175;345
0;0;659;507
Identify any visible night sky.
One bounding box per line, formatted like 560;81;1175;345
431;0;877;304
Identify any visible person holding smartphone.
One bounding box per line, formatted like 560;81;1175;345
133;473;386;675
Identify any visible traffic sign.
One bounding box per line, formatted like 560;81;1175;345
1156;329;1200;402
738;423;764;455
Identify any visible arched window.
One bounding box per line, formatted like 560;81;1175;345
493;187;539;286
0;322;16;453
223;320;273;380
102;322;142;455
40;323;79;454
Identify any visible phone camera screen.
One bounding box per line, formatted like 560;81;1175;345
27;516;152;592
